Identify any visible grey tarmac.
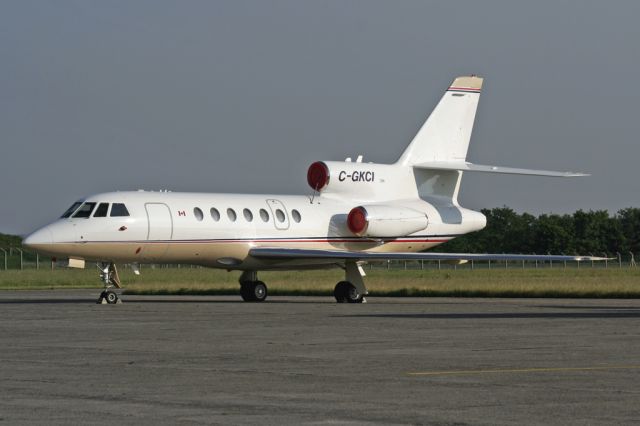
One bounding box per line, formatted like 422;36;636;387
1;290;640;425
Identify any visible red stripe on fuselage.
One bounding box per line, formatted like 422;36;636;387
147;238;453;244
73;237;455;244
448;86;481;92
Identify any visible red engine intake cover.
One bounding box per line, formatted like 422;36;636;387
307;161;330;191
347;207;368;235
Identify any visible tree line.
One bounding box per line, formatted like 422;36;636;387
0;233;21;247
440;207;640;255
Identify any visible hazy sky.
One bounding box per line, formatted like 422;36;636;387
2;1;639;235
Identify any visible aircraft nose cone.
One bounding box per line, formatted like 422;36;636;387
23;227;53;250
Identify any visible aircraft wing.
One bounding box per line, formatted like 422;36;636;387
414;161;588;177
249;248;607;262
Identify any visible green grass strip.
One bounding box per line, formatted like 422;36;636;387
2;267;640;298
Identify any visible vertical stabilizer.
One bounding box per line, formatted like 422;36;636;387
397;75;483;166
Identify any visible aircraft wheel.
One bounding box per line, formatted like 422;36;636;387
334;281;350;303
240;281;267;302
105;290;119;304
253;281;267;302
345;283;364;304
240;282;255;301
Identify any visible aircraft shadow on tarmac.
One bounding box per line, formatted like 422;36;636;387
0;298;323;305
335;310;640;320
0;298;99;304
531;304;640;310
2;299;640;318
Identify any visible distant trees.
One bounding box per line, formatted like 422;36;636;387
0;233;21;247
440;207;640;255
617;208;640;253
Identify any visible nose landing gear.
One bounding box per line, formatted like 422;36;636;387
96;262;122;304
99;289;120;304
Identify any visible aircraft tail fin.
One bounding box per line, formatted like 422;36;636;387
397;75;483;166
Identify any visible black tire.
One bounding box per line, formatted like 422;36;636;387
334;281;350;303
253;281;267;302
345;283;363;304
105;290;118;304
240;281;267;302
240;282;255;302
96;290;107;304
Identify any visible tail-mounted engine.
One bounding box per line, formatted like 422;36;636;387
306;161;417;201
347;205;428;237
307;161;331;191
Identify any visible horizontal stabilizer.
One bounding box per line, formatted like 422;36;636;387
414;161;588;177
250;248;607;263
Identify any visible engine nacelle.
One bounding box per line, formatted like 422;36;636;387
307;161;331;191
347;205;428;237
307;161;418;201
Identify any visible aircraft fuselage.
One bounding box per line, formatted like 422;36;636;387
25;190;486;270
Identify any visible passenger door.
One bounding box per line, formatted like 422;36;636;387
144;203;173;260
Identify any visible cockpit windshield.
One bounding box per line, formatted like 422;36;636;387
61;201;83;218
72;202;97;218
110;203;130;217
61;201;129;219
93;203;109;217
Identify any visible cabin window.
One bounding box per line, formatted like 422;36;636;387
243;208;253;222
61;201;82;218
259;208;269;222
93;203;109;217
227;208;237;222
110;203;130;217
210;207;220;221
291;209;301;223
72;202;97;218
275;209;286;223
194;207;204;221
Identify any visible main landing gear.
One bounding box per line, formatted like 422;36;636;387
333;261;368;303
238;261;368;304
96;262;122;304
239;271;268;302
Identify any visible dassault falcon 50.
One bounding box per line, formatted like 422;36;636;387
24;75;603;304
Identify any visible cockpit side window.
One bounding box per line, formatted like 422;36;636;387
110;203;130;217
61;202;83;218
72;202;97;218
93;203;109;217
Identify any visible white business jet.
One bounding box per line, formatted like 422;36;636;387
23;76;601;304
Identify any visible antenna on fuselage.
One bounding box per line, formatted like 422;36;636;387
310;186;318;204
309;177;324;204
